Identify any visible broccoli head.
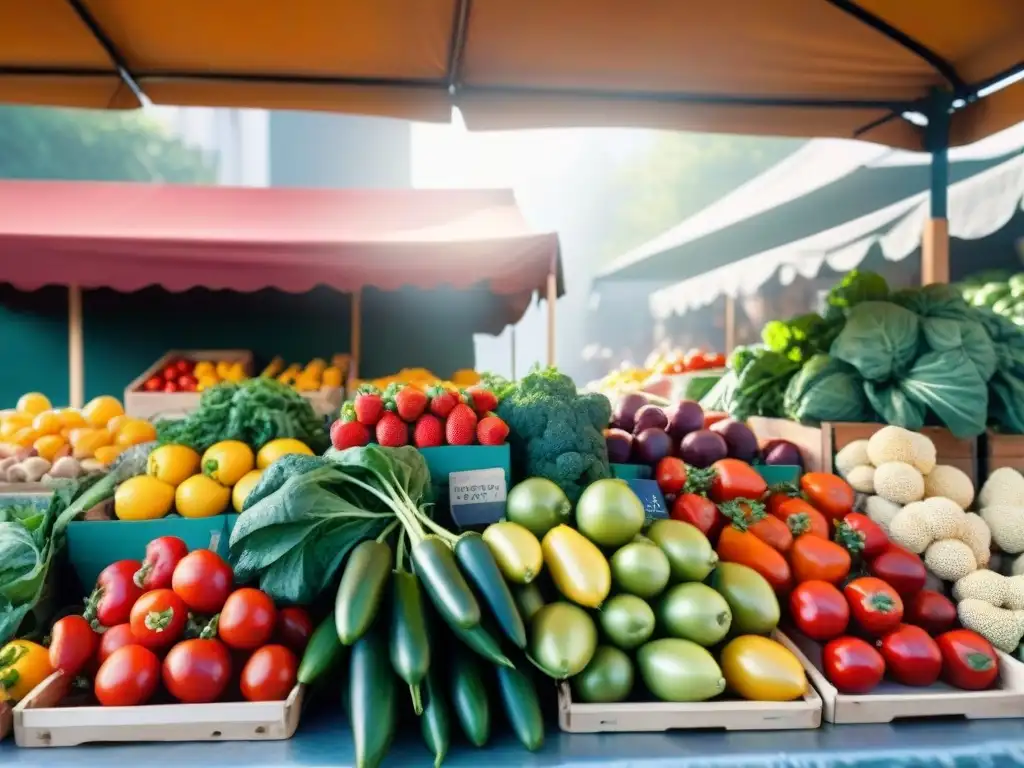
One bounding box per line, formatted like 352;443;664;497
496;367;612;503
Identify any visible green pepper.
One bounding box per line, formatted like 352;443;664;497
335;539;393;645
420;666;450;768
412;536;480;630
495;664;545;751
389;569;431;714
349;627;396;768
450;620;514;669
450;650;490;747
454;532;527;648
297;616;344;685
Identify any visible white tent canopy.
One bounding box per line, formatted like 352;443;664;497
650;151;1024;319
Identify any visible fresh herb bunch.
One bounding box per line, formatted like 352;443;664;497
156;378;329;454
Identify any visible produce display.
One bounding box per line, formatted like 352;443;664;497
261;354;348;392
588;348;727;402
138;355;348;395
704;270;1024;437
350;367;482;392
0;394;152;481
330;381;509;450
958;271;1024;326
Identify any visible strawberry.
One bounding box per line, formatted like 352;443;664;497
413;414;444;448
466;386;499;416
331;419;370;450
428;385;460;419
476;416;509;446
353;385;384;425
445;403;478;446
395;385;428;422
375;411;409;447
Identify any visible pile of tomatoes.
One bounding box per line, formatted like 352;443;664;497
663;457;1001;694
49;536;311;707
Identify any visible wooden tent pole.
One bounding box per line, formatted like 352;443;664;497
349;289;362;389
68;285;84;408
922;89;953;285
724;295;736;353
546;271;557;366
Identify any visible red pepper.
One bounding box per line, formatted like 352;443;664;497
135;536;190;591
84;560;145;629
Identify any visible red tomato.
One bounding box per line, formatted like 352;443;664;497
218;588;278;650
240;645;298;702
906;590;957;636
162;639;233;704
705;353;727;368
823;636;885;694
774;497;829;539
789;535;852;585
97;624;137;664
172;550;233;614
868;545;927;598
844;577;904;636
85;560;145;628
130;589;188;649
841;513;888;560
800;473;855;521
709;459;767;504
671;493;724;540
177;375;198;392
175;359;193;375
94;645;161;707
135;536;189;591
717;516;792;592
164;381;179;393
49;615;98;676
789;581;849;642
878;625;942;686
766;490;800;519
654;457;688;496
162;363;180;381
748;514;794;553
275;607;313;654
143;376;163;392
936;629;1000;690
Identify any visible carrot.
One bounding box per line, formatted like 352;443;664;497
716;500;792;592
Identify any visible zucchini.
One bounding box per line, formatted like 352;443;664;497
420;666;450;768
495;665;545;751
335;540;392;645
389;569;431;713
412;536;481;630
450;651;490;747
454;532;527;648
297;616;343;685
349;626;396;768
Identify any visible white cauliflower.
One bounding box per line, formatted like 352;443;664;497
846;465;875;494
910;432;937;475
835;440;870;478
980;505;1024;555
888;504;932;554
924;540;978;582
867;426;919;466
979;468;1024;509
924;465;975;510
920;497;968;541
957;599;1024;653
864;495;902;537
874;461;925;505
963;513;993;569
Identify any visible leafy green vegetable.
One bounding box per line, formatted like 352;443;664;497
900;349;989;438
783;354;871;424
863;380;925;430
823;269;890;320
156;378;329;454
831;302;921;381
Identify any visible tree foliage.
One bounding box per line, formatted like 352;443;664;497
0;106;215;183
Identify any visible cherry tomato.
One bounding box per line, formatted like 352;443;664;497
868;545;927;598
823;636;885;694
654;457;688;496
906;589;957;636
162;639;232;704
275;607;313;654
130;589;188;649
709;459;767;504
143;376;163;392
162;363;180;381
790;535;851;585
135;536;189;591
94;645;161;707
164;381;179;393
172;550;233;614
800;473;855;522
177;375;198;392
49;615;98;676
878;625;942;686
844;577;904;636
175;359;193;375
85;560;145;629
774;497;829;539
936;629;999;690
97;623;136;664
789;580;849;641
218;588;278;650
706;353;727;368
240;645;298;702
670;493;723;540
841;513;888;560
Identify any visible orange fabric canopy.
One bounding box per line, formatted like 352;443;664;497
0;1;1020;149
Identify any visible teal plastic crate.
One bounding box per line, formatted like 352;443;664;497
418;445;511;486
610;463;653;480
66;515;230;588
754;464;802;486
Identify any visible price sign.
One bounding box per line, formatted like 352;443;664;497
448;468;508;529
625;479;668;521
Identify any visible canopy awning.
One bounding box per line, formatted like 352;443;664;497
649;151;1024;319
0;182;562;328
1;1;1021;149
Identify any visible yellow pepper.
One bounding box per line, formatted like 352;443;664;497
0;640;53;703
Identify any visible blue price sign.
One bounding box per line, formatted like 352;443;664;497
625;479;668;521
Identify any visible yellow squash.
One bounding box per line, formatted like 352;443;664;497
482;521;543;584
176;474;231;518
541;524;611;608
202;440;255;486
114;476;175;520
148;444;201;486
720;635;807;702
0;640;53;702
232;469;263;513
256;438;313;470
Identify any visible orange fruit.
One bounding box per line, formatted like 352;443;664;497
81;396;124;428
33;435;66;462
32;410;63;435
16;393;51;415
116;420;157;447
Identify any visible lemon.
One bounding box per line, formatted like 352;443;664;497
148;444;201;486
71;428;112;460
0;415;31;439
116;419;157;447
16;392;51;415
32;410;62;435
57;409;87;429
232;469;263;512
33;435;66;462
202;440;255;486
106;413;131;435
256;438;313;470
81;395;124;428
176;474;230;518
114;476;175;521
93;444;124;465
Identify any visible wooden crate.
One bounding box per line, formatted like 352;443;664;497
124;350;253;420
301;386;344;419
984;431;1024;476
780;631;1024;724
557;632;822;733
13;672;303;748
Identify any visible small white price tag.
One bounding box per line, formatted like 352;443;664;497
448;468;508;528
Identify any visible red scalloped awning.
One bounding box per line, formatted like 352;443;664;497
0;182;561;325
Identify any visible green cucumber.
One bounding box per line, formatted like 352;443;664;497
495;665;545;751
451;620;515;668
389;569;431;713
413;535;481;630
420;666;450;768
450;651;490;747
454;532;527;648
349;626;396;768
335;540;392;645
297;616;343;685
